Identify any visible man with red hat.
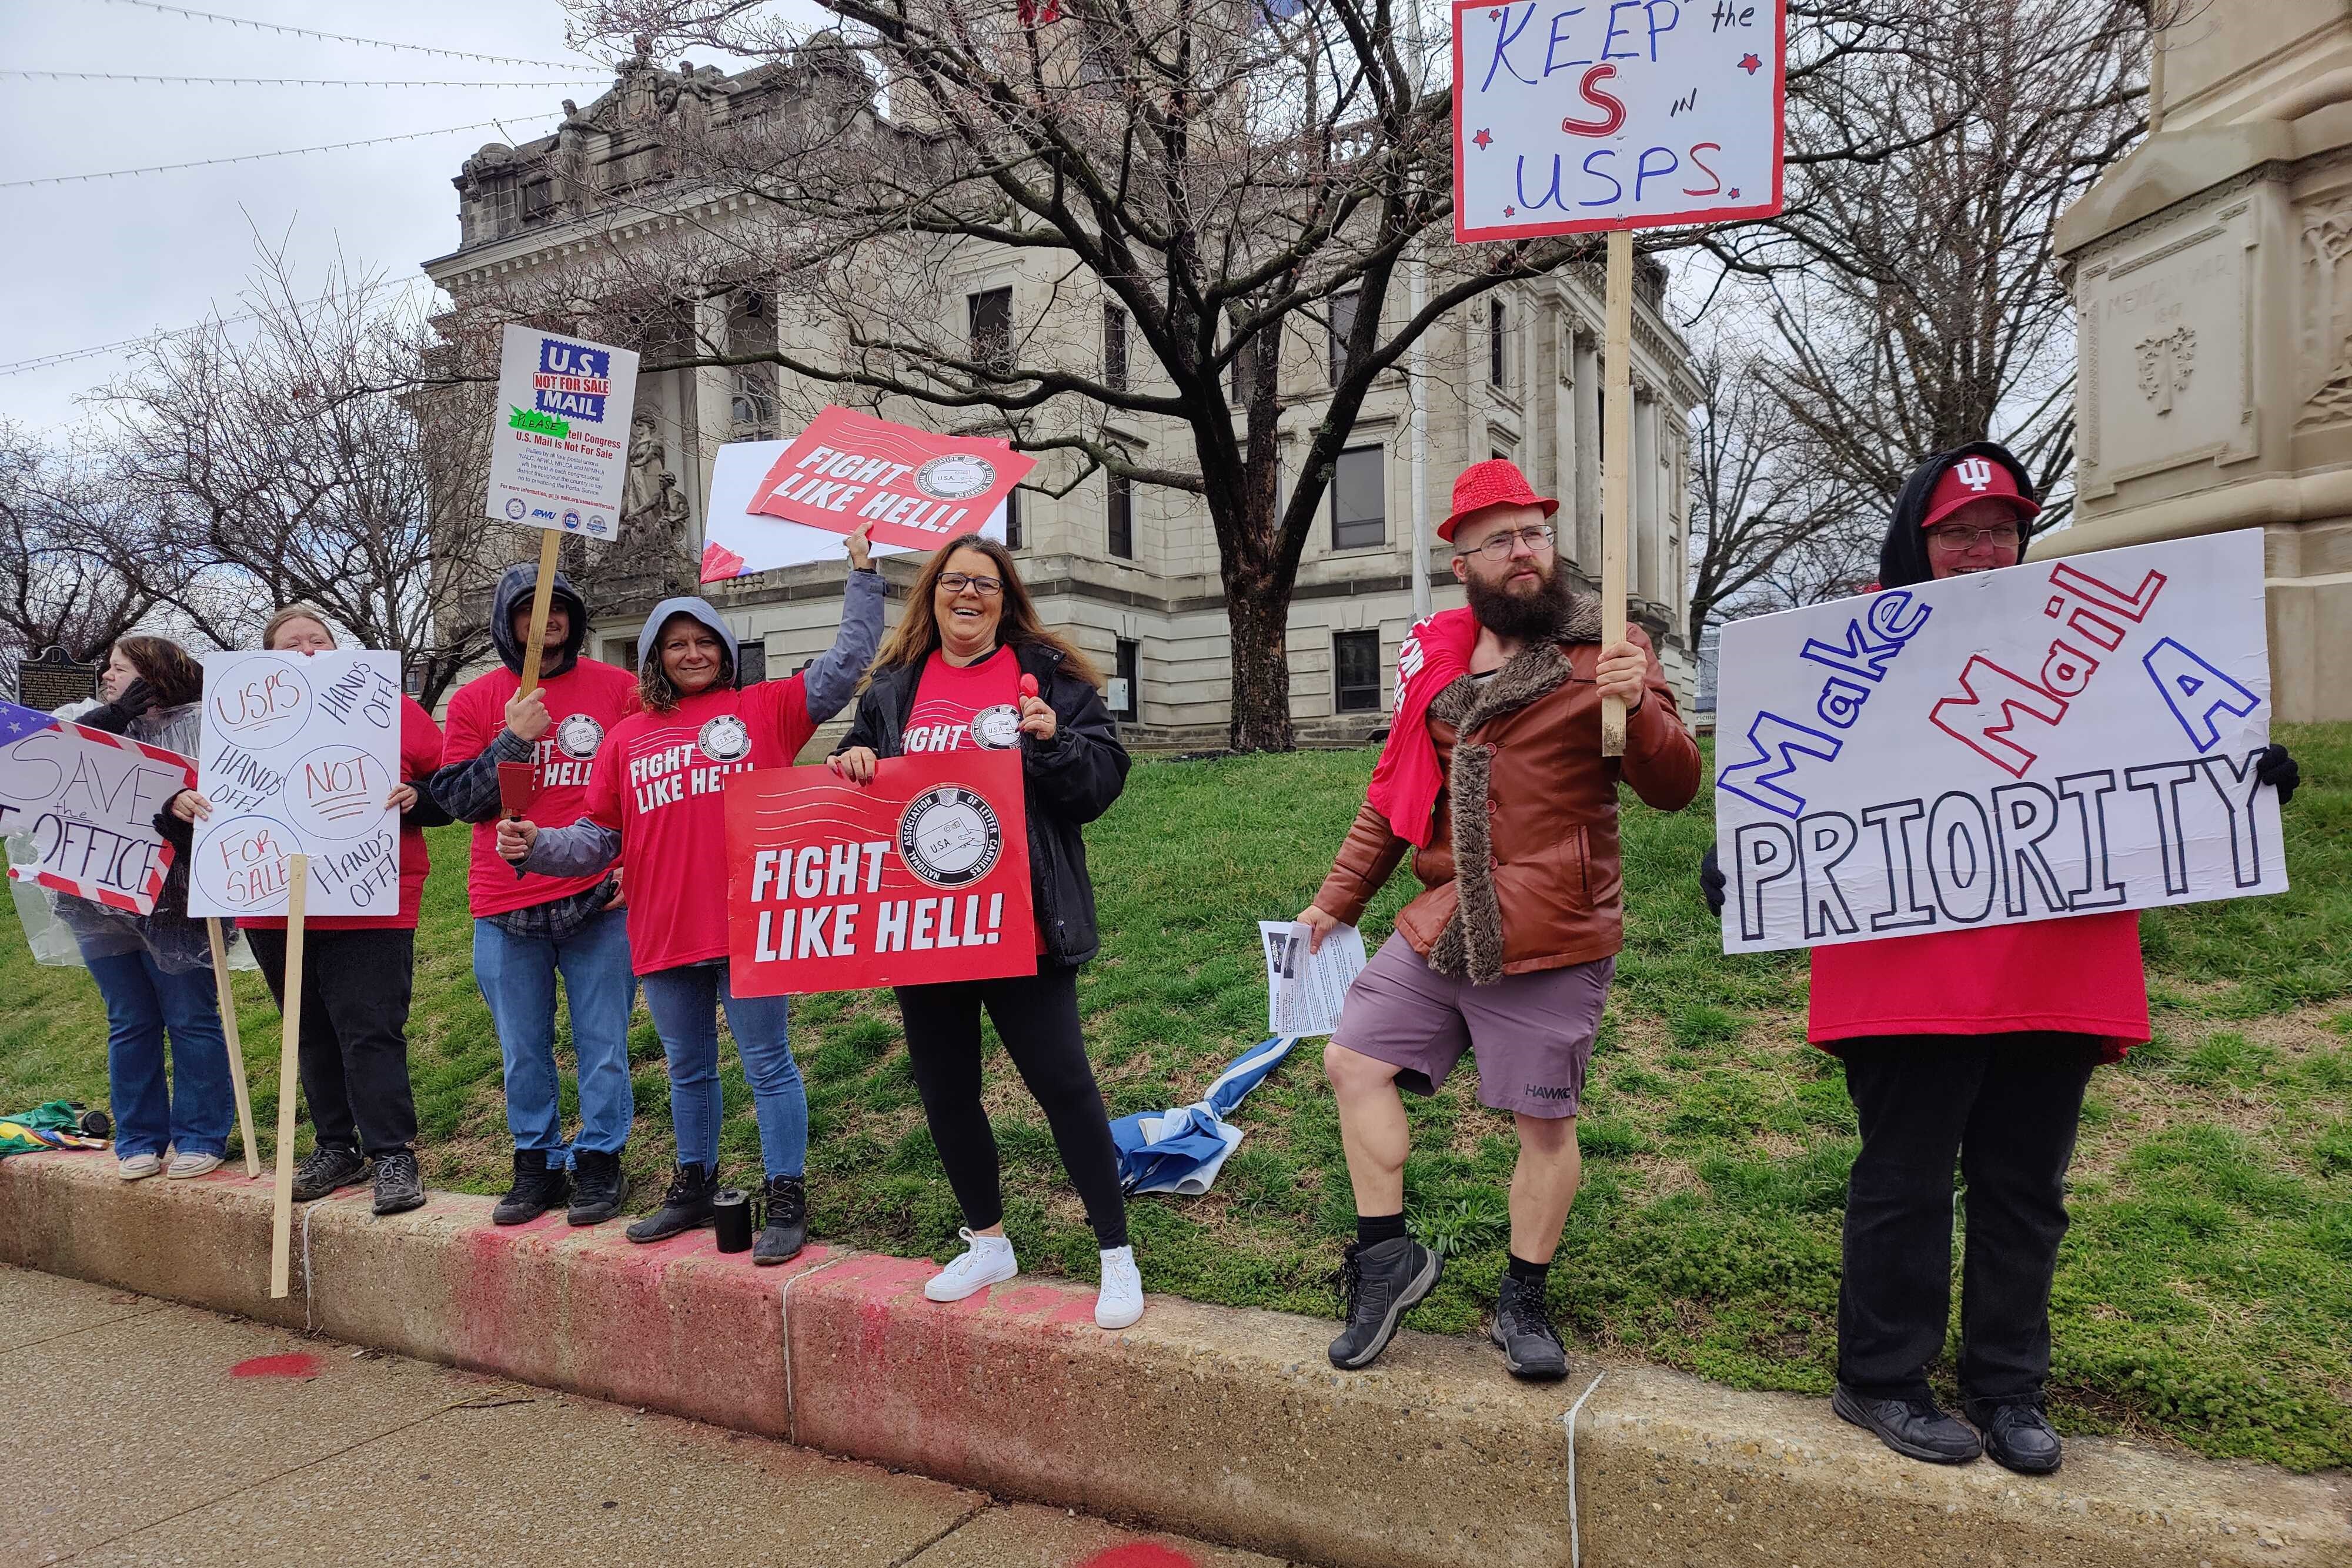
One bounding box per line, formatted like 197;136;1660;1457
1297;457;1701;1381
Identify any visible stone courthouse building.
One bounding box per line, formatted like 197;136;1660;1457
2057;0;2352;721
421;45;1699;747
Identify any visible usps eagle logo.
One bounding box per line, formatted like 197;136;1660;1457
914;453;997;502
897;784;1003;889
698;714;752;763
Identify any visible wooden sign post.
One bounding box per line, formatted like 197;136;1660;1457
205;918;260;1179
268;855;308;1300
1599;229;1635;755
514;529;564;700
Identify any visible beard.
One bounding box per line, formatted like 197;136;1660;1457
1464;556;1572;642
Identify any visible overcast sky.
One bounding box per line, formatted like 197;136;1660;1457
0;0;782;436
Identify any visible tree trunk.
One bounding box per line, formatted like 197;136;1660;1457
1224;570;1294;753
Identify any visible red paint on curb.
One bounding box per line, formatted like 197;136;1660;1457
1079;1546;1196;1568
230;1352;320;1379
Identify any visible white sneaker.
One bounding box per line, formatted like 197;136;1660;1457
924;1228;1018;1302
117;1153;162;1181
1095;1245;1144;1329
166;1152;222;1179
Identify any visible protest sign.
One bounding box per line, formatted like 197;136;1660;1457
484;324;641;541
1712;529;2286;955
0;703;192;916
725;749;1034;996
1451;0;1786;243
188;650;405;920
700;407;1030;583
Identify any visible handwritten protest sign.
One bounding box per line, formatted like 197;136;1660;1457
726;750;1034;996
188;651;404;920
1713;529;2286;955
0;703;192;916
701;407;1030;582
1452;0;1786;242
485;323;642;541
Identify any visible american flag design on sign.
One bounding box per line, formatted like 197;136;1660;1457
0;701;194;916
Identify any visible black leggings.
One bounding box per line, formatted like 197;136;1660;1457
246;927;419;1158
893;964;1128;1249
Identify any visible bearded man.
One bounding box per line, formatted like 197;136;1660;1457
1297;459;1700;1381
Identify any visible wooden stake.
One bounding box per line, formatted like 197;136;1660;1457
514;529;564;701
206;918;260;1179
1599;227;1634;758
268;855;309;1300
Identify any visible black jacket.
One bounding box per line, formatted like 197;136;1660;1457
1879;440;2041;590
835;641;1130;968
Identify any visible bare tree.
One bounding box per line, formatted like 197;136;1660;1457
0;424;159;679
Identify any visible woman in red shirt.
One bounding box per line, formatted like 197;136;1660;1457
168;604;451;1216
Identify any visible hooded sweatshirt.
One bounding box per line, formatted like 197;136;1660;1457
432;562;639;924
1808;442;2148;1059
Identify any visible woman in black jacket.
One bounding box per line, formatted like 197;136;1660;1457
830;532;1140;1328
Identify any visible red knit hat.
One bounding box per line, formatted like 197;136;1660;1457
1922;454;2040;530
1439;459;1558;543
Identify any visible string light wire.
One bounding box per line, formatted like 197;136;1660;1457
0;112;561;190
93;0;608;72
4;69;606;89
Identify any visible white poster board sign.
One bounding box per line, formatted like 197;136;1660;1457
1452;0;1786;242
484;323;641;541
1713;529;2286;955
0;704;192;916
188;651;404;920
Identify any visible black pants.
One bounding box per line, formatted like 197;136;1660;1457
246;927;419;1158
1838;1033;2097;1407
894;964;1128;1249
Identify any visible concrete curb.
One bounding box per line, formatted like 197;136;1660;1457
2;1151;2343;1567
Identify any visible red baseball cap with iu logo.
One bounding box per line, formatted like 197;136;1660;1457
1923;454;2042;530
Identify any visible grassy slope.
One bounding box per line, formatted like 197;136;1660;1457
5;724;2347;1470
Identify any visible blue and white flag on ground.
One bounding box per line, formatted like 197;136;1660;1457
1111;1035;1301;1196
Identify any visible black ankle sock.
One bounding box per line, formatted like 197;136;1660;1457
1506;1252;1551;1286
1357;1212;1408;1248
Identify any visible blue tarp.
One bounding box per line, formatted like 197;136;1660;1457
1110;1035;1301;1196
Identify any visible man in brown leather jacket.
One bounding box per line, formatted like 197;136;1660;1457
1298;459;1700;1380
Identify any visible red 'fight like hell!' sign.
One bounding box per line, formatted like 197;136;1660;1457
742;405;1033;554
724;749;1035;997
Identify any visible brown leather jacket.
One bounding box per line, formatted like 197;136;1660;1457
1312;615;1700;982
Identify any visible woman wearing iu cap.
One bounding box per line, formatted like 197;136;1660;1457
1700;443;2302;1475
830;533;1142;1329
499;524;881;1262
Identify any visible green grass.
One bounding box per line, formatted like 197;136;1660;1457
5;723;2348;1471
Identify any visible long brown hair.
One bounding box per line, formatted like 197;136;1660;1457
872;533;1102;687
111;635;203;709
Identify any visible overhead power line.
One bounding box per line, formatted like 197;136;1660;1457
4;69;607;89
0;278;429;379
95;0;608;72
0;112;562;190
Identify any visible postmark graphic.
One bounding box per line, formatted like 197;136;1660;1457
914;453;997;502
699;713;752;763
897;784;1003;889
192;814;294;912
206;656;311;747
968;704;1022;750
285;744;386;841
556;713;606;760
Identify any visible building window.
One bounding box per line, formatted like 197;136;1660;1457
1328;289;1360;385
1003;486;1023;550
1111;639;1140;722
1334;630;1382;713
730;371;777;440
735;639;767;686
1108;473;1133;558
1329;445;1385;550
969;286;1013;373
604;637;637;674
1489;298;1509;389
522;178;555;219
1103;302;1128;392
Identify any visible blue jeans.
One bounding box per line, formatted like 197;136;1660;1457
637;962;805;1179
473;910;637;1165
86;948;235;1160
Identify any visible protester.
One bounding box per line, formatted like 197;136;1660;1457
57;637;236;1181
1698;442;2302;1475
1297;460;1700;1380
168;606;450;1216
830;534;1140;1329
499;524;881;1263
430;564;640;1227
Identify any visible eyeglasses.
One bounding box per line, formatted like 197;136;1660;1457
938;571;1004;597
1926;523;2021;554
1456;524;1556;561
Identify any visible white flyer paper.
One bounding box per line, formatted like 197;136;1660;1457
1259;919;1369;1038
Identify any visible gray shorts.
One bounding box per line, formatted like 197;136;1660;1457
1331;932;1614;1118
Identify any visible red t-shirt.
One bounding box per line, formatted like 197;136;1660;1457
904;649;1043;953
580;677;818;975
242;694;443;933
1808;911;2150;1062
440;656;639;919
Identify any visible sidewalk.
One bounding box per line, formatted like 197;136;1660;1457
0;1264;1287;1568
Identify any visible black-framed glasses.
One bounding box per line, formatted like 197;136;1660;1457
1457;524;1556;561
938;571;1004;597
1926;523;2020;553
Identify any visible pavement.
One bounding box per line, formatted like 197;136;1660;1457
0;1265;1294;1568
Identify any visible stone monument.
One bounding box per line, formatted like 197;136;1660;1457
2056;0;2352;722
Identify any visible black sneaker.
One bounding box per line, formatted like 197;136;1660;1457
371;1148;426;1216
1832;1384;1983;1465
1970;1399;2063;1475
624;1162;718;1244
1491;1272;1569;1381
567;1148;629;1227
753;1176;807;1266
290;1144;369;1202
1327;1236;1441;1370
491;1149;570;1226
